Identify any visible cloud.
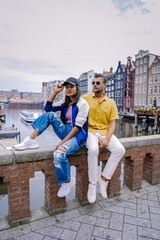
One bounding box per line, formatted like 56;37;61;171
112;0;150;14
0;0;160;92
0;57;57;75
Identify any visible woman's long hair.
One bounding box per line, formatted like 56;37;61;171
64;85;81;107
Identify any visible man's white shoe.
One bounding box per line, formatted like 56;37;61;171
57;178;75;198
87;183;96;203
98;176;108;198
13;136;39;150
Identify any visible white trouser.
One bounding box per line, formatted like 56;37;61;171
86;131;125;185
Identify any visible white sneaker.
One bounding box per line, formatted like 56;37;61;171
57;178;75;198
87;183;96;203
98;176;108;198
13;136;39;150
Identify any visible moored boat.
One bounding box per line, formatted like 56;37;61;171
20;110;40;123
0;105;5;120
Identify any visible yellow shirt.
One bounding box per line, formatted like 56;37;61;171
83;93;119;136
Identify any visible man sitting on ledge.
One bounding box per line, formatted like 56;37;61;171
83;73;125;203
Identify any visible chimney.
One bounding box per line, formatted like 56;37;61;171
110;67;113;73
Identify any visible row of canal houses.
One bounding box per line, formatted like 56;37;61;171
105;49;160;113
43;49;160;114
105;56;135;113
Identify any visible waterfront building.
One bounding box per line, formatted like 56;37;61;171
134;50;159;107
105;67;115;100
78;70;94;95
0;90;10;103
148;56;160;107
21;92;43;103
114;61;125;113
123;56;135;113
42;80;65;105
42;82;48;105
0;90;43;103
10;89;21;100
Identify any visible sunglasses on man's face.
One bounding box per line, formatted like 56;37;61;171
92;81;101;85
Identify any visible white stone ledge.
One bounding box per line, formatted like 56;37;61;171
0;135;160;166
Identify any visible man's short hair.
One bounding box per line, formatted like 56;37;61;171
94;73;107;84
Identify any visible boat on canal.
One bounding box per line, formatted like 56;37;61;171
0;105;5;120
20;110;40;123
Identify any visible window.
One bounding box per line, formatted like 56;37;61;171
136;86;138;94
136;76;138;84
152;66;160;74
152;67;155;74
143;74;147;82
139;86;142;93
139;75;142;83
139;96;142;105
140;59;143;64
140;66;142;73
143;85;146;93
149;97;152;105
154;86;157;94
158;97;160;106
159;76;160;82
135;97;138;105
154;97;157;107
159;86;160;94
143;95;146;105
136;67;139;74
150;77;153;83
149;86;153;94
127;98;130;107
144;57;147;63
155;76;158;82
136;60;139;65
117;98;121;106
143;65;147;73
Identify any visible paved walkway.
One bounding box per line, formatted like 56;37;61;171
0;181;160;240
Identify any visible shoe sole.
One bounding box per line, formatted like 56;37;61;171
87;194;96;204
14;145;39;151
57;179;75;198
98;181;108;199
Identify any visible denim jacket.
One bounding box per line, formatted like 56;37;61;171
44;97;89;146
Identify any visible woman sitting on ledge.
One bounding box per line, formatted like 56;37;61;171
14;77;89;198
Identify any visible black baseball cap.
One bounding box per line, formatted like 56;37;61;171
63;77;79;86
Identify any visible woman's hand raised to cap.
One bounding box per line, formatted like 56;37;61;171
55;82;64;93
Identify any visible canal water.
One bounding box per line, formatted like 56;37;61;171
0;108;158;217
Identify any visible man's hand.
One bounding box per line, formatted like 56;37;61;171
99;137;110;148
99;120;116;149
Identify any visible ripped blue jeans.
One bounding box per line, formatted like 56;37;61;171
32;112;84;185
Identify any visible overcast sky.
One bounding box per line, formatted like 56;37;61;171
0;0;160;92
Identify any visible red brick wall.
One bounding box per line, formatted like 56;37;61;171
0;143;160;226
